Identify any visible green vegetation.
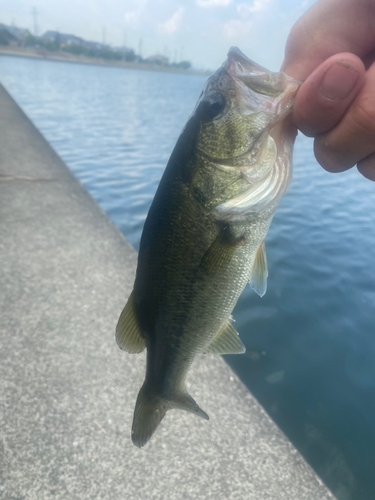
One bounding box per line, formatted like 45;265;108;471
0;26;192;70
0;28;17;46
24;33;59;51
171;61;191;70
21;33;136;61
63;44;136;62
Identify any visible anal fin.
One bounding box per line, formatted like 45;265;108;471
203;320;245;355
250;240;268;297
116;291;146;353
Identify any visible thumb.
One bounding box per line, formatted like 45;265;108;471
289;53;365;137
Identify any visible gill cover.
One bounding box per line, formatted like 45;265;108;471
195;47;300;220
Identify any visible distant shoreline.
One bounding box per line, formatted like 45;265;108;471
0;46;212;77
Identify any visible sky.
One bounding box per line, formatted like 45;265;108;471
0;0;316;70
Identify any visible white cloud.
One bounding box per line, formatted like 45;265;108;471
223;19;253;39
236;3;250;18
238;0;270;16
196;0;231;7
124;1;150;29
124;11;139;25
223;0;271;39
158;7;184;35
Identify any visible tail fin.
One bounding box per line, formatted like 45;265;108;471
131;385;209;448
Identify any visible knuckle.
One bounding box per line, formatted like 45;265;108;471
296;122;316;138
357;157;375;181
294;102;323;137
313;136;344;172
351;97;375;136
294;88;344;136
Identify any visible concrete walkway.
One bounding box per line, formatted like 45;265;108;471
0;83;335;500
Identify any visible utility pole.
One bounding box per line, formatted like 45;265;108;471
31;7;38;37
123;30;127;61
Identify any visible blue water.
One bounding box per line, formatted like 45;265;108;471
1;56;375;500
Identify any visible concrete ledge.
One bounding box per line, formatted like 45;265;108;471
0;82;335;500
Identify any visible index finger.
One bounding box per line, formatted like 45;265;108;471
281;0;375;80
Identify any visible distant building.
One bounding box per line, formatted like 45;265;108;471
83;40;108;50
41;30;83;47
0;23;139;63
0;28;17;46
41;31;109;50
0;24;31;44
145;54;169;66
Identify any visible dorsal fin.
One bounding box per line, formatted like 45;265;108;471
203;320;245;355
250;241;268;297
116;291;146;353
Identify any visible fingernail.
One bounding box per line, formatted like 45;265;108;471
320;62;359;101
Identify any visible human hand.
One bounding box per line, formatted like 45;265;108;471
281;0;375;181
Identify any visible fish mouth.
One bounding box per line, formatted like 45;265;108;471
225;46;300;111
225;46;271;76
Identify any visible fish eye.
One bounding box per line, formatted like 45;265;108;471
199;92;226;122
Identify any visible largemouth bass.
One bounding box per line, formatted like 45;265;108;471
116;47;300;448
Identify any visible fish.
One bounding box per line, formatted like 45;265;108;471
116;47;300;448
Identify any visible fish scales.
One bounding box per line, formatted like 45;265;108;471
116;46;300;448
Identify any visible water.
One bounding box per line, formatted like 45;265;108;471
1;56;375;499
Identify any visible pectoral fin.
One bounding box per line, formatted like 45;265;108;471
116;291;146;353
250;241;268;297
200;226;245;274
203;320;246;355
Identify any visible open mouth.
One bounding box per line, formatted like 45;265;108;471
225;46;300;103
